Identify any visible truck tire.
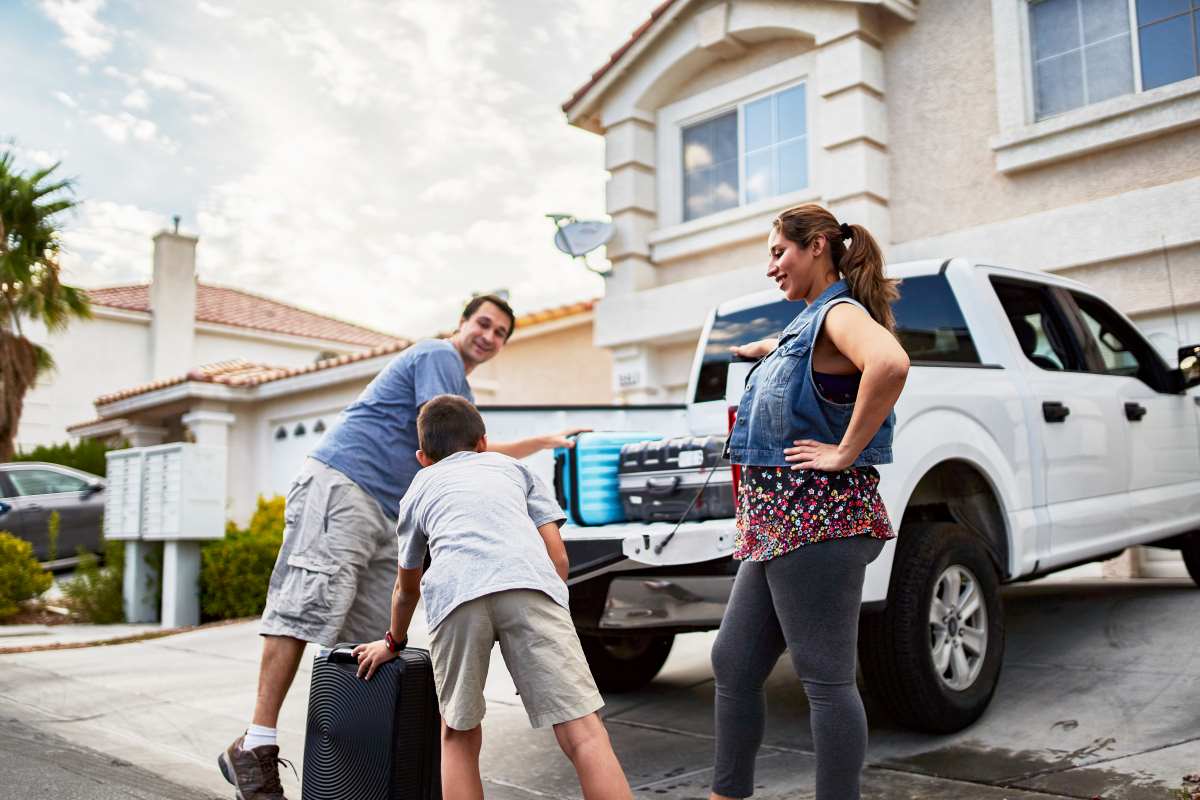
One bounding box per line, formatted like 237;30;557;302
579;633;674;693
1181;532;1200;587
859;522;1004;733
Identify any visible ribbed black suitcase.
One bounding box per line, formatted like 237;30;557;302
302;644;441;800
617;435;735;522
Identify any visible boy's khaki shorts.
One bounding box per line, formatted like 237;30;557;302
430;589;603;730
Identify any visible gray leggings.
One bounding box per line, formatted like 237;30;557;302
710;535;885;800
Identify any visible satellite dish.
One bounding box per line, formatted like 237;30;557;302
546;214;614;276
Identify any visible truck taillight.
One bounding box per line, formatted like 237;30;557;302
727;405;741;510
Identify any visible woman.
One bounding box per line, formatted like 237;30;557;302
710;203;909;800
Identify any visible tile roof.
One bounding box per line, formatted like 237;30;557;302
91;297;598;407
86;283;403;348
562;0;681;114
94;342;411;406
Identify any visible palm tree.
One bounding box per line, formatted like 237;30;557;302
0;150;90;461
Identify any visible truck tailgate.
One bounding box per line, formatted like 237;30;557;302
562;518;736;582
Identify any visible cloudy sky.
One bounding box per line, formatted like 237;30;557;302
1;0;659;338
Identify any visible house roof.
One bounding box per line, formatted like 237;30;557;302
90;297;599;407
562;0;680;114
86;283;403;348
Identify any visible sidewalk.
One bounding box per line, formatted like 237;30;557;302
1;577;1197;799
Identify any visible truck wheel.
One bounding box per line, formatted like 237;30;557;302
859;522;1004;733
1181;532;1200;587
579;633;674;692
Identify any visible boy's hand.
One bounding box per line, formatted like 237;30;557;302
352;640;397;681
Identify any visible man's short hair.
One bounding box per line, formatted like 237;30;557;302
461;294;516;341
417;395;487;462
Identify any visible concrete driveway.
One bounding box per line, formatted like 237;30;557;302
1;576;1197;799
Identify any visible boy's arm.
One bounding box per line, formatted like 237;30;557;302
355;567;421;681
538;521;569;583
487;427;589;460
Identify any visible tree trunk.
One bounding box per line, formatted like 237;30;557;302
0;330;39;462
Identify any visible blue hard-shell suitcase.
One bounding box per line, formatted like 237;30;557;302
302;644;440;800
554;431;662;526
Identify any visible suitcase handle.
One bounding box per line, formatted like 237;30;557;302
328;642;361;665
647;476;680;496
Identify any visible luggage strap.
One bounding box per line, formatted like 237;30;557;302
652;466;721;556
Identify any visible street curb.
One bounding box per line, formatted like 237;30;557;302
0;616;255;655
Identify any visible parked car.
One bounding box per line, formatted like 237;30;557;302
0;462;106;564
545;257;1200;734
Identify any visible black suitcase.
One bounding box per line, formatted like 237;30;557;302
302;644;441;800
617;435;735;522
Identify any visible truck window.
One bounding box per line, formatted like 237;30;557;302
1068;291;1166;390
892;275;980;364
694;301;797;403
991;278;1081;370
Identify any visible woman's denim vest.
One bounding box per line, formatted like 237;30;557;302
727;280;894;468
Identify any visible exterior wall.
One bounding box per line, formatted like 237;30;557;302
468;319;615;405
193;330;355;370
882;0;1200;243
17;314;151;452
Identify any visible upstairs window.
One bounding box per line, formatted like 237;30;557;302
1028;0;1199;120
682;83;809;222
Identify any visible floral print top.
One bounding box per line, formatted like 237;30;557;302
733;465;895;562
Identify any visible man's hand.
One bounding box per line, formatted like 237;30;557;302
784;439;856;472
730;338;779;360
541;427;591;450
352;640;397;681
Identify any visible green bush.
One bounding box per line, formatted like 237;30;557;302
200;496;285;621
14;439;116;477
0;531;53;620
61;539;125;623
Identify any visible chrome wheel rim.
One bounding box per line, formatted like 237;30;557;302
929;564;987;691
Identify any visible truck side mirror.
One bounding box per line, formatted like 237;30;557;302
1179;344;1200;390
0;500;10;515
83;480;105;499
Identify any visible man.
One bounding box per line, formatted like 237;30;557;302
219;295;582;799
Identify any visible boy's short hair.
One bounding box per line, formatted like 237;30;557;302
417;395;487;462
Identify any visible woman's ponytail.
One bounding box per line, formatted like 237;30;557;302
773;204;900;332
838;223;898;332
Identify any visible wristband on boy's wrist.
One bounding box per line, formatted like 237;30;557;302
384;631;407;653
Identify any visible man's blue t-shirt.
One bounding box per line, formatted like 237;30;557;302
310;339;474;518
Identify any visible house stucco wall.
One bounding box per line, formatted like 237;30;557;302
882;0;1200;244
18;314;152;453
193;331;356;370
468;319;614;405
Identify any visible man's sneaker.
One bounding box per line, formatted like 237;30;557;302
217;734;294;800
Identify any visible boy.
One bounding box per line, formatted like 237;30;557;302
353;395;632;800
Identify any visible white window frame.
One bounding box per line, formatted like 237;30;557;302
991;0;1200;173
655;53;819;247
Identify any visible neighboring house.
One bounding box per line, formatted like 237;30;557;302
70;298;610;524
563;0;1200;403
562;0;1200;576
17;230;401;451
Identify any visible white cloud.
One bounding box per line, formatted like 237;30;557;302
122;88;150;110
39;0;114;61
142;68;188;92
0;143;66;170
197;1;233;19
102;64;138;85
53;90;78;108
89;111;175;152
57;200;168;287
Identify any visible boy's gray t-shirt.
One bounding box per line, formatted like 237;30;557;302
397;451;568;629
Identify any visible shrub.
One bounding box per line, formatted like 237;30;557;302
200;496;285;621
14;439;115;477
61;539;125;623
0;531;53;620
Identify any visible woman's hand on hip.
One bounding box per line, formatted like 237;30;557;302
785;439;856;472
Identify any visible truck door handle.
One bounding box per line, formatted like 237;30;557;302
1042;401;1070;423
1124;402;1147;421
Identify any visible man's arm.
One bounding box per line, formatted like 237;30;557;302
537;521;569;582
488;427;590;460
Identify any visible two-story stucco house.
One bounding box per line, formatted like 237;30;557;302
565;0;1200;403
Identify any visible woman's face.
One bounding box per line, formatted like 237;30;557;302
767;228;823;302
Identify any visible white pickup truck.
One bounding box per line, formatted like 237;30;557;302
511;257;1200;735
